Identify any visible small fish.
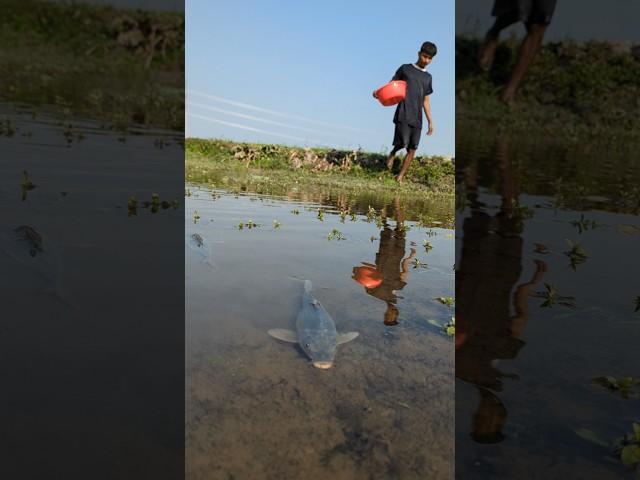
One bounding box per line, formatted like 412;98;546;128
186;232;216;268
268;280;358;369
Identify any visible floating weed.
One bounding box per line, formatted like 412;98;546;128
370;236;377;242
435;296;455;308
592;376;640;399
425;228;437;238
571;214;598;234
127;196;138;217
365;205;376;222
339;208;349;223
317;209;325;221
427;316;455;336
240;219;260;229
350;212;357;222
397;223;411;233
531;283;576;308
273;220;281;229
412;258;427;269
291;209;300;215
564;239;588;270
423;240;433;252
612;422;640;472
327;228;346;241
21;170;36;201
193;210;200;223
185;188;192;197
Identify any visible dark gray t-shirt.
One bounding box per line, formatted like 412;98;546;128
392;64;433;128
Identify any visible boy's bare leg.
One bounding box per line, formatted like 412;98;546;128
501;23;547;103
386;146;402;170
477;15;518;72
396;148;416;182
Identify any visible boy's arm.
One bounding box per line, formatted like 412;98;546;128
424;95;433;135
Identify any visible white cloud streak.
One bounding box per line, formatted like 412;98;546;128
187;89;373;134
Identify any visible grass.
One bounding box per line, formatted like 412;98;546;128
1;0;184;131
185;138;455;203
456;36;640;143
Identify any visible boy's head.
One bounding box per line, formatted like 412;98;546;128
418;41;437;67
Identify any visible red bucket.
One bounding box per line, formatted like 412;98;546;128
375;80;407;106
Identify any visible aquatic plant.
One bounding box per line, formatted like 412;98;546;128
592;376;640;399
613;422;640;474
427;316;455;336
423;240;433;252
532;283;577;308
317;209;325;221
370;236;377;242
192;210;200;223
564;240;589;270
571;214;598;234
290;209;300;215
327;229;346;241
273;220;281;229
127;196;137;217
435;297;455;308
412;258;427;269
365;206;376;222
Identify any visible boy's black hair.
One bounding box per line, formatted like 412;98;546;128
421;41;437;57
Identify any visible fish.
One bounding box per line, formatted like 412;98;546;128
186;232;216;268
0;225;77;309
268;280;359;369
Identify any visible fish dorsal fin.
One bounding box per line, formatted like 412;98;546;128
337;331;359;344
268;329;298;343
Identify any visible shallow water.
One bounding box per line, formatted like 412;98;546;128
455;131;640;479
185;186;455;479
0;103;184;477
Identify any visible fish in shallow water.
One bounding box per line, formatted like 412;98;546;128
0;225;76;308
268;280;359;369
186;232;216;268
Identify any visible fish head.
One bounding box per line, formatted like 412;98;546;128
299;331;337;369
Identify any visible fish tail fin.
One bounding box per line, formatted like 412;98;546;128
304;280;312;292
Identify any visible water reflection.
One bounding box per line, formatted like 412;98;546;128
352;200;417;326
456;136;547;443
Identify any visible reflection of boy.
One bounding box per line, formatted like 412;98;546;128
373;41;436;183
356;225;416;325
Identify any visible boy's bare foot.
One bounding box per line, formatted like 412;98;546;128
500;88;516;106
477;38;498;72
386;158;395;170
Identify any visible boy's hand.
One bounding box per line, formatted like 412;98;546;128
426;123;434;136
372;90;378;98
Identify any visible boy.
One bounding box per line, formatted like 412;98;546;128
374;41;436;183
477;0;557;103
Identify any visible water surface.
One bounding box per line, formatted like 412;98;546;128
185;185;455;479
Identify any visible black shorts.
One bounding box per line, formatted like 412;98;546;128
492;0;557;26
393;122;421;150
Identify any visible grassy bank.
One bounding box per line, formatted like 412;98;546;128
456;36;640;143
1;0;184;131
185;138;455;202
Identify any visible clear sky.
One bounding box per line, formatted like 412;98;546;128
186;0;455;157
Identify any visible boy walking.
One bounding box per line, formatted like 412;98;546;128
374;41;436;183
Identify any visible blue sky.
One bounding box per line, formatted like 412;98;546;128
186;0;454;157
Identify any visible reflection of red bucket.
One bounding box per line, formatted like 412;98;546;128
375;81;407;106
352;266;383;289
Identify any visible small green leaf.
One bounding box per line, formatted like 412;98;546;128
575;428;609;447
621;444;640;466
